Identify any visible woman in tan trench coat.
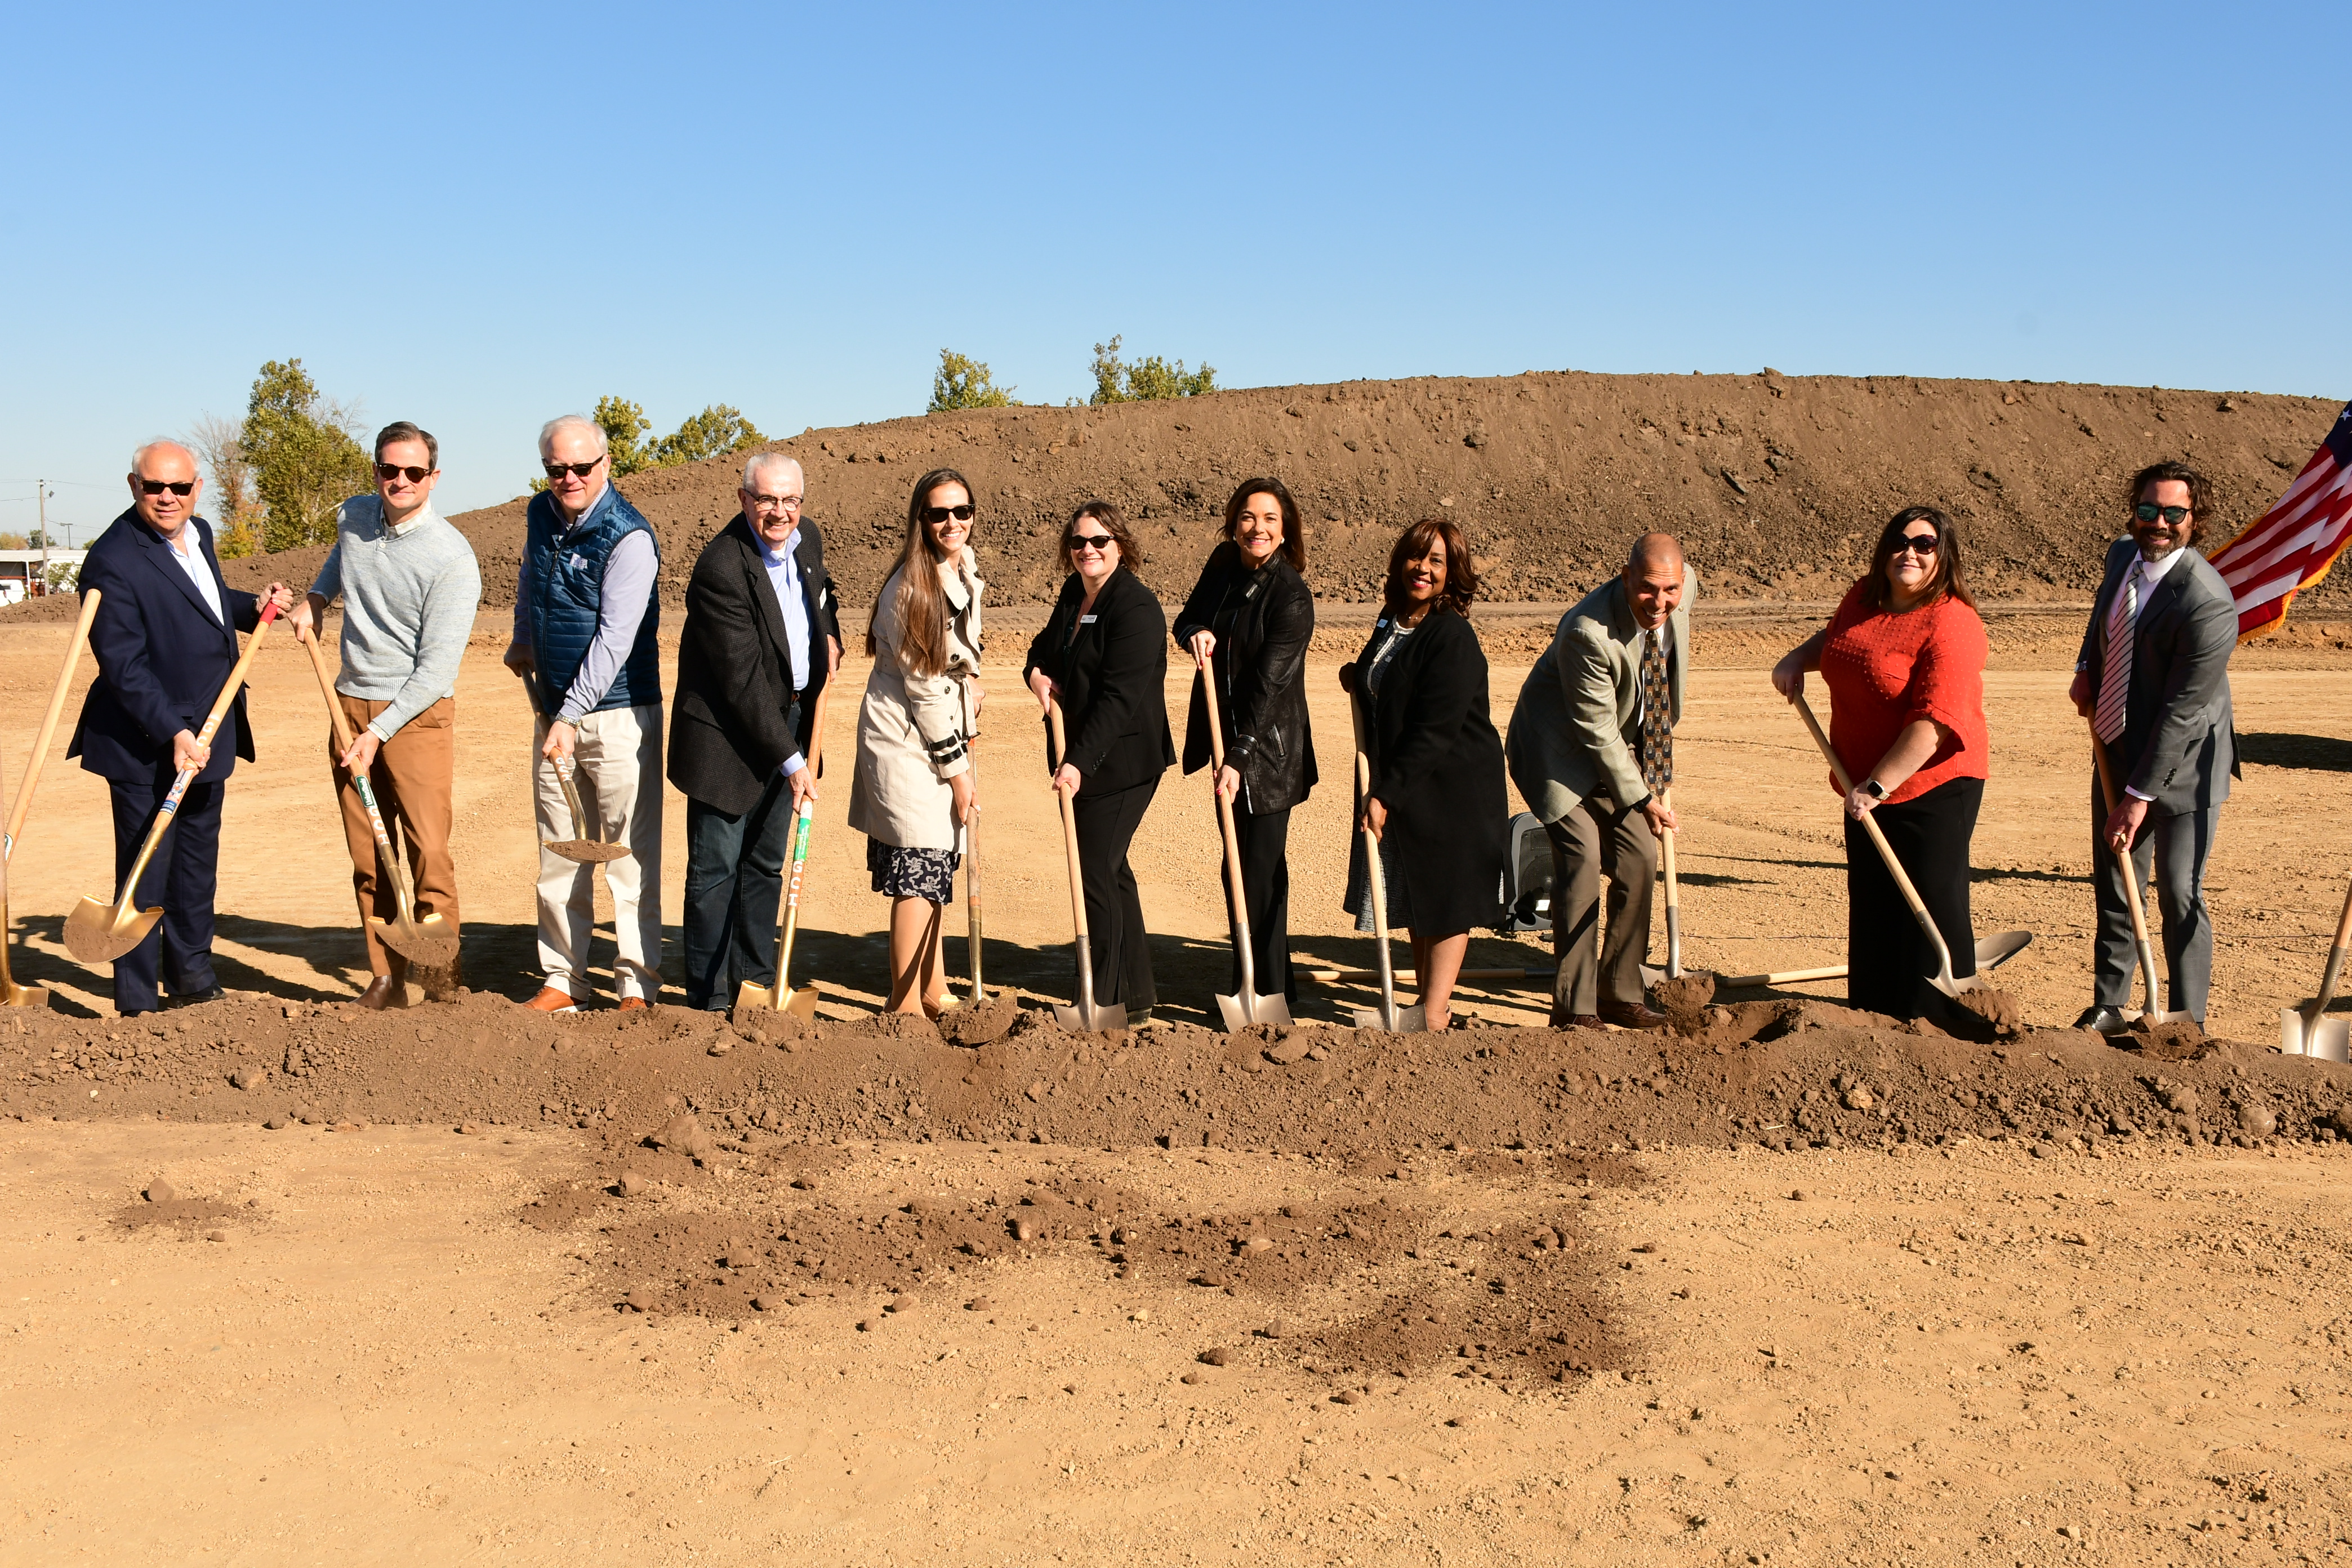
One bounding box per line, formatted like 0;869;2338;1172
848;469;986;1016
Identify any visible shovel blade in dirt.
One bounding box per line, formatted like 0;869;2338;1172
1350;1000;1428;1033
1217;987;1294;1031
376;911;460;970
65;897;161;963
733;976;819;1017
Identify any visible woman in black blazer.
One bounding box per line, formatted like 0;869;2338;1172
1340;516;1507;1031
1173;477;1317;1005
1024;500;1176;1018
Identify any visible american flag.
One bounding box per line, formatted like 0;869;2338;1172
2208;402;2352;642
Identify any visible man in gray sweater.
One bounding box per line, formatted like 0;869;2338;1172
290;421;483;1008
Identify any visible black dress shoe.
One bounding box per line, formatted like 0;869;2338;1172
166;986;225;1009
2073;1005;2130;1034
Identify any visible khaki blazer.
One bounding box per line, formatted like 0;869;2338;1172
847;548;983;851
1505;565;1697;823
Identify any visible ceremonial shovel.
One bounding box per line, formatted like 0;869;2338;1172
0;590;98;1006
2089;725;2191;1026
736;683;833;1018
1659;786;1683;979
2291;877;2352;1057
1791;693;1998;1003
960;679;988;1006
1200;657;1291;1029
1348;698;1426;1034
522;684;630;865
1309;933;2032;990
301;624;458;972
65;602;280;963
1047;698;1126;1031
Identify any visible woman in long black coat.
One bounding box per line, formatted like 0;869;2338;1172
1023;499;1175;1019
1173;477;1317;1006
1340;515;1507;1031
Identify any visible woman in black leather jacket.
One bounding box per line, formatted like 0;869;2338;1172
1173;477;1317;1005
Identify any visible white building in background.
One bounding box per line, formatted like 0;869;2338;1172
0;550;87;604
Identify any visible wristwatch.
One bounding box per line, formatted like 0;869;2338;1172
1859;779;1887;800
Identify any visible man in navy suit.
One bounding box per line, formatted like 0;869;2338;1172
69;440;292;1015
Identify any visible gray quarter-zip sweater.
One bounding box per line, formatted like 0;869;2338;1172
309;496;483;741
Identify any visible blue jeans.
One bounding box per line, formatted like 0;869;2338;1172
682;776;797;1010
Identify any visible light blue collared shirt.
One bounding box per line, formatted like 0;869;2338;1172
757;527;814;777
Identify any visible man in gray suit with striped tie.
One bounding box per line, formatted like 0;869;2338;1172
2068;461;2239;1031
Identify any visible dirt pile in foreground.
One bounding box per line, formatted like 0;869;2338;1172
177;368;2345;616
9;988;2345;1156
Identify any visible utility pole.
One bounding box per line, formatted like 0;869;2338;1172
35;480;47;596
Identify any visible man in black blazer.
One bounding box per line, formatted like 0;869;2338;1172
666;453;840;1010
70;440;292;1015
2068;461;2238;1030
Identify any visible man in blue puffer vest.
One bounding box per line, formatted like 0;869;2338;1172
503;413;664;1012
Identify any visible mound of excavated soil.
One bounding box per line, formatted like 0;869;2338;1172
170;369;2346;617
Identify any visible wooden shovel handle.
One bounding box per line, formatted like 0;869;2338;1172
7;587;100;857
1047;699;1088;942
1197;655;1258;996
1791;691;1954;973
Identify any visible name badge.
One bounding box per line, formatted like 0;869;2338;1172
1374;618;1388;629
1079;614;1097;625
568;553;588;571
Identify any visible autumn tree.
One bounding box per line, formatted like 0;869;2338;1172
240;359;371;551
929;349;1017;412
188;411;261;557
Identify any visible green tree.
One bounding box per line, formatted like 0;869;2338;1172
1088;335;1215;404
239;359;371;552
652;404;765;466
594;395;657;476
929;349;1018;412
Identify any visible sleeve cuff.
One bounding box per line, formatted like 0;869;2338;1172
2123;786;2152;802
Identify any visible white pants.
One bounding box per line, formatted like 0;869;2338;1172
534;703;663;1001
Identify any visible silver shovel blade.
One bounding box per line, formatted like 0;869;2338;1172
1975;929;2033;970
1054;1001;1128;1032
1349;1003;1428;1034
1217;990;1295;1031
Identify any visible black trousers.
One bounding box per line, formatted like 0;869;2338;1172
1219;801;1294;1002
106;773;225;1015
1843;776;1981;1019
682;776;798;1010
1070;778;1157;1011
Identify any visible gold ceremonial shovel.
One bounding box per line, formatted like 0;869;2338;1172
66;601;282;964
736;684;832;1019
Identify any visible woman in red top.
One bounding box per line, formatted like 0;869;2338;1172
1770;507;1989;1017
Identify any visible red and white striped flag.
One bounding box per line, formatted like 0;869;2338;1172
2208;402;2352;642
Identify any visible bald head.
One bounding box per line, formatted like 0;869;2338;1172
127;440;202;538
1622;532;1686;631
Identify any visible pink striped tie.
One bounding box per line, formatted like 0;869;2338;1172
2092;562;2139;743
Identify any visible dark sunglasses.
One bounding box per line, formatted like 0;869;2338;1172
543;460;604;480
2134;502;2190;525
137;479;195;497
1068;533;1116;552
920;504;976;525
1891;532;1940;556
376;463;432;483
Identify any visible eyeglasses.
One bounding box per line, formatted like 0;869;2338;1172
920;504;976;525
376;463;432;483
2134;502;2190;525
746;492;803;511
1068;533;1116;553
136;479;195;497
543;460;604;480
1891;533;1940;556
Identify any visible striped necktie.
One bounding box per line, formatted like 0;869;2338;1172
2092;561;2141;744
1640;627;1672;797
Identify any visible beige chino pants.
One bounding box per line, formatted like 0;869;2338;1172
533;703;664;1001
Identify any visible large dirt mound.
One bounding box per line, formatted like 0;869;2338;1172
194;369;2343;614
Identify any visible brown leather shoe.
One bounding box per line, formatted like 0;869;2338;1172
1596;998;1669;1030
1556;1013;1606;1031
616;996;648;1013
525;986;580;1014
355;975;402;1011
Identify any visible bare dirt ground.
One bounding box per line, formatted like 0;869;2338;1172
7;603;2352;1564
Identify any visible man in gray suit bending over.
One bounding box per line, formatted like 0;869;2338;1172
2068;461;2238;1031
1508;532;1696;1031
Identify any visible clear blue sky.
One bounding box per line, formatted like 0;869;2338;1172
2;1;2342;540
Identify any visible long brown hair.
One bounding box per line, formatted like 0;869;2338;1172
1864;505;1976;612
866;468;973;677
1222;477;1307;572
1380;516;1479;618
